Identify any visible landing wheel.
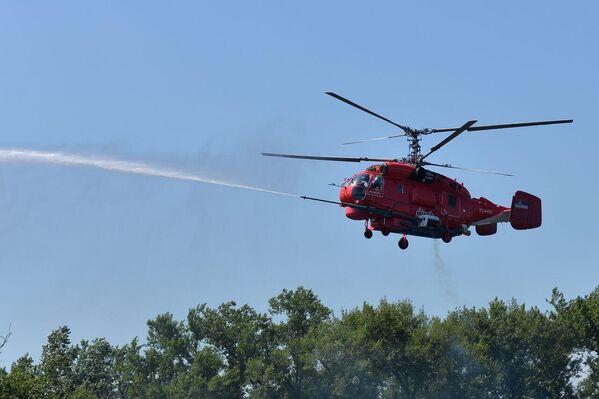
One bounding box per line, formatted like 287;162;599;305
398;236;409;250
382;228;390;236
364;229;373;239
442;233;452;243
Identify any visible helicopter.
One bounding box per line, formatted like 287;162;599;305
262;92;573;250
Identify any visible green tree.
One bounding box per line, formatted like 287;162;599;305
112;338;145;399
267;287;331;399
552;287;599;396
164;346;224;399
447;299;578;398
143;312;193;396
342;299;433;398
1;286;595;398
0;354;43;398
188;301;274;399
74;338;116;398
311;318;379;398
39;326;78;398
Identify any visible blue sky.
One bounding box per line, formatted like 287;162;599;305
0;1;597;366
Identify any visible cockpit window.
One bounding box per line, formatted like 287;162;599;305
348;173;371;187
370;175;384;192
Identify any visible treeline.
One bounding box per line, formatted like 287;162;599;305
1;286;598;398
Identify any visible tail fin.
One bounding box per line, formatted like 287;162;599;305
510;191;542;230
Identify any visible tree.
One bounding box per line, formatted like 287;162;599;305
267;287;331;398
39;326;78;398
0;355;43;398
74;338;116;398
446;299;578;398
2;286;596;397
552;287;599;396
311;318;379;398
188;301;274;399
341;299;434;398
112;338;145;399
164;346;224;399
0;324;11;356
143;312;193;397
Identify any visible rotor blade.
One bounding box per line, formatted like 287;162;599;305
421;120;477;161
261;152;395;163
343;133;407;145
341;118;574;144
423;161;513;177
430;119;573;133
325;92;411;133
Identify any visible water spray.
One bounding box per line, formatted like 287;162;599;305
0;149;299;198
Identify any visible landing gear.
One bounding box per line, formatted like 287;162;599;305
381;227;390;236
442;232;452;243
398;235;409;250
364;220;373;239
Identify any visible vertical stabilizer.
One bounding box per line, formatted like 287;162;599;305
510;191;542;230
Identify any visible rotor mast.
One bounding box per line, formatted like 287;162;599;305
405;129;423;165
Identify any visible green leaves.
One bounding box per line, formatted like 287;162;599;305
40;326;78;398
74;338;116;398
445;299;579;398
0;355;43;398
552;286;599;397
1;286;598;398
187;301;274;398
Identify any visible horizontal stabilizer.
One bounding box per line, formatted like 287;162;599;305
472;209;511;226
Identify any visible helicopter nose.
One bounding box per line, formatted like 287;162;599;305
340;185;366;202
340;186;352;203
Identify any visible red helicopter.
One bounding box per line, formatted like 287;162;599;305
262;92;573;250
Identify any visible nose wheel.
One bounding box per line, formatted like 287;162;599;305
398;235;409;250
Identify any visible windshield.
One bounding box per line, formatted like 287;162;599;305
347;173;371;187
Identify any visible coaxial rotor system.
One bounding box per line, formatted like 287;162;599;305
262;92;573;176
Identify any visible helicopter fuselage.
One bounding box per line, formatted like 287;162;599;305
339;161;538;240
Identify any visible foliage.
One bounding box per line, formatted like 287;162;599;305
0;286;598;398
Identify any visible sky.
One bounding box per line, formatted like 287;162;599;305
0;1;597;366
